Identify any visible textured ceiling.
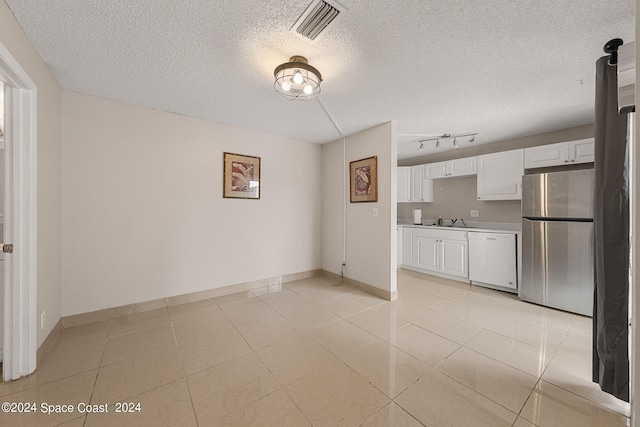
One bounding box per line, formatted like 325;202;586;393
4;0;634;159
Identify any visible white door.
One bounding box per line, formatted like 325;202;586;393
0;42;38;381
0;81;3;361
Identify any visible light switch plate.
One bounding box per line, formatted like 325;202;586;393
470;210;479;218
373;208;379;217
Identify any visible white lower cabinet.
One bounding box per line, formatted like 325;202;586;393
403;227;468;279
402;227;415;266
440;239;468;277
415;235;438;271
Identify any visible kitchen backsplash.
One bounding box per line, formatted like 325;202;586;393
397;176;522;223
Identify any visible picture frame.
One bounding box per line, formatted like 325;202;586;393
223;152;261;199
349;155;378;203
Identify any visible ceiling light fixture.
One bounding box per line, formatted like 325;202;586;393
416;132;478;151
274;55;322;101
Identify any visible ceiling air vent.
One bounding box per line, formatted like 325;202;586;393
291;0;343;41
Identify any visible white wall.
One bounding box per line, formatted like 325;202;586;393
61;91;322;316
321;122;397;297
0;1;63;346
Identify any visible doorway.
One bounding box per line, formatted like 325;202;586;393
0;80;4;364
0;42;38;382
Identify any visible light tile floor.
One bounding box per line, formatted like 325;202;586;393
0;270;631;426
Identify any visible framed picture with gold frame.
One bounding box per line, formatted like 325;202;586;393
223;152;261;199
349;156;378;203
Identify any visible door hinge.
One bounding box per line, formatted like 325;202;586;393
3;244;13;254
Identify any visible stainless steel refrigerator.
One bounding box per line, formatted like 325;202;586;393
520;169;594;316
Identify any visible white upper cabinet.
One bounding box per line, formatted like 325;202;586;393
477;149;524;201
410;165;433;202
524;142;566;168
449;157;478;177
424;156;477;179
524;138;594;169
397;166;411;203
424;162;448;178
568;138;595;164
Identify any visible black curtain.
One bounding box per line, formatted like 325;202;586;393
592;55;630;402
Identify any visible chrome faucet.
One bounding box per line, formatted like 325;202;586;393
450;218;458;225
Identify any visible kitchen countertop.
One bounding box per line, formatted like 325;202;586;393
397;219;521;234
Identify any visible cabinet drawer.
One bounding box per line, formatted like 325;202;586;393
415;227;467;241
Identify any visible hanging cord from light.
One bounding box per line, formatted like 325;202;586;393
317;98;347;287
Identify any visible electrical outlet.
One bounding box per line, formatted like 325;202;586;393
373;208;379;217
40;311;46;330
470;210;479;218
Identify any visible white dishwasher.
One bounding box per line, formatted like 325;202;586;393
468;232;517;293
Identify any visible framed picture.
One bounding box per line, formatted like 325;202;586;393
223;152;261;199
349;156;378;203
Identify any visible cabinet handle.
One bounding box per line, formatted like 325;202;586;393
564;160;569;163
570;159;575;163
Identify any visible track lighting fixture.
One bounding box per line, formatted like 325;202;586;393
415;132;477;152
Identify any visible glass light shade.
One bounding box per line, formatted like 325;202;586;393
274;56;322;101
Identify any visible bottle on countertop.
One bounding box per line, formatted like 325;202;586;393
437;216;443;226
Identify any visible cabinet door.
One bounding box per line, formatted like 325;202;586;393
397;166;411;202
449;157;477;177
440;239;468;278
410;166;426;202
524;142;567;169
402;228;415;266
477;149;524;200
415;236;439;272
568;138;595;164
424;162;447;178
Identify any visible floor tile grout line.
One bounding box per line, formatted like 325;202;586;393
170;320;203;427
8;274;625;426
433;366;524;421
